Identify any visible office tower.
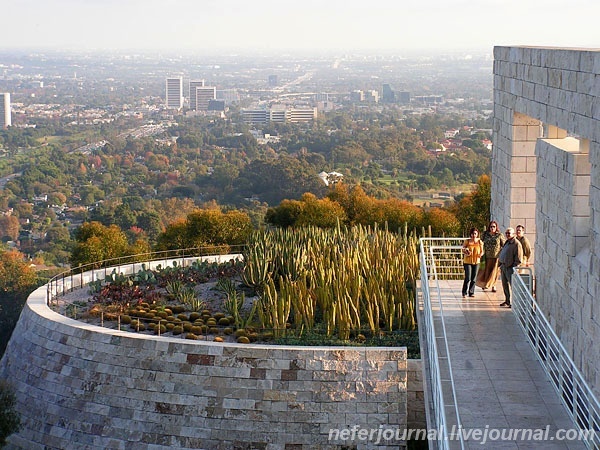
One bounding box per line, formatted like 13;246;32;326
350;90;365;102
382;84;395;103
398;91;411;104
365;90;379;103
189;80;205;111
268;75;278;87
0;93;11;129
195;86;216;111
165;77;183;110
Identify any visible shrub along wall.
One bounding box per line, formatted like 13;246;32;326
0;285;411;449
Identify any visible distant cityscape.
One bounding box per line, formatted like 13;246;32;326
0;50;494;262
0;50;493;130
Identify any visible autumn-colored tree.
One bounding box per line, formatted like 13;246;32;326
154;219;189;251
295;193;347;228
424;208;462;236
0;250;40;357
0;216;19;241
70;222;130;267
346;185;378;226
127;237;152;258
265;199;303;228
381;198;424;232
325;183;350;213
451;174;491;235
156;208;253;251
0;250;38;295
186;209;252;247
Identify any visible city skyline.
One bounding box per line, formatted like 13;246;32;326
1;0;598;54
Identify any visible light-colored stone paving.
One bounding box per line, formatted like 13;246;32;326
432;279;587;449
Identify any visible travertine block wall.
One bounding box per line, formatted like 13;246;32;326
406;360;425;429
0;286;409;450
492;46;600;394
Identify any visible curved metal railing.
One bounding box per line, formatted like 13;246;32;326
46;245;246;306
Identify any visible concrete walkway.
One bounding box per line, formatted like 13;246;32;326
432;279;587;450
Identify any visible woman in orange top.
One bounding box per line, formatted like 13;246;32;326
462;227;484;298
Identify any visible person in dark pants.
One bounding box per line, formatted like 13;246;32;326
498;227;523;308
461;228;484;298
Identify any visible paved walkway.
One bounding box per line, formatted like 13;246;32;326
431;279;587;449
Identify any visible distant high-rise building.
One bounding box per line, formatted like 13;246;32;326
268;75;278;87
398;91;411;104
382;84;395;103
365;90;379;103
0;93;11;129
195;86;216;111
165;77;183;110
350;90;365;102
189;80;205;111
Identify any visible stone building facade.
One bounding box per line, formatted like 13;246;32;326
491;46;600;394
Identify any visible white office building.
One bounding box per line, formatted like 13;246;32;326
165;77;183;110
195;86;216;111
189;80;205;111
0;93;11;129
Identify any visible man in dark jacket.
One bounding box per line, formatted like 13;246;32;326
498;227;523;308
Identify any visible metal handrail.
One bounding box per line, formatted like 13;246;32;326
512;274;600;449
515;265;535;294
46;245;246;306
419;238;466;450
419;238;598;449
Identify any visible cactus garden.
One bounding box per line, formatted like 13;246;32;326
58;224;420;356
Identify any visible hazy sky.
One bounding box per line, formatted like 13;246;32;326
2;0;599;53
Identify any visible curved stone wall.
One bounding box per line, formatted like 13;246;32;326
0;284;408;449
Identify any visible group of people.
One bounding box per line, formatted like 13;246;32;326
461;221;531;307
